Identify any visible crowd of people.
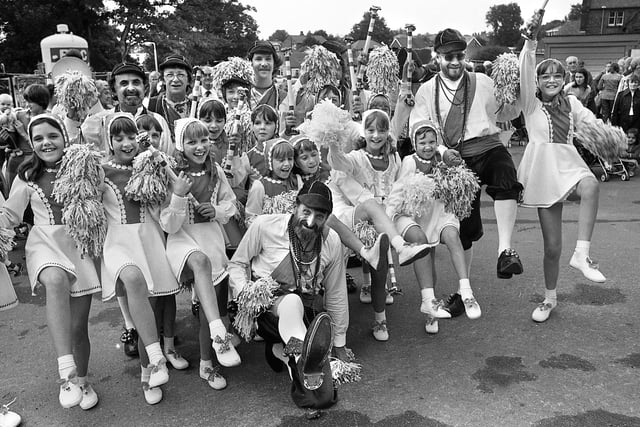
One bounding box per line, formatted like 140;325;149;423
0;8;639;425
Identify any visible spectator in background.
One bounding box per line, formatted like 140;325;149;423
46;83;56;112
95;79;114;110
616;57;640;94
564;56;579;84
564;68;596;113
483;60;492;77
598;62;621;123
200;66;217;100
611;73;640;133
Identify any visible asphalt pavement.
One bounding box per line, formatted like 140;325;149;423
1;145;640;427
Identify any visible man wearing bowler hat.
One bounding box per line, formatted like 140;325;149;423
410;28;524;314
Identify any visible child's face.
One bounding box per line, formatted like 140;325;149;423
364;118;389;154
628;133;637;145
201;115;226;140
253;116;276;143
31;122;65;167
369;96;391;116
0;95;13;113
225;85;245;109
111;131;139;164
27;101;45;116
146;129;161;148
272;154;293;180
183;134;211;166
414;129;438;160
295;149;320;175
319;90;340;107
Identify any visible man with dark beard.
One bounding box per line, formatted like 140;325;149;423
409;29;524;315
109;62;173;154
228;180;351;409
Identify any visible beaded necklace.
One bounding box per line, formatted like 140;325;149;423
287;215;322;291
434;73;469;149
364;150;385;160
106;160;133;170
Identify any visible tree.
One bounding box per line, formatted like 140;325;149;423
471;45;511;62
269;29;289;42
347;11;394;46
151;0;258;65
566;3;582;21
486;3;524;48
0;0;119;72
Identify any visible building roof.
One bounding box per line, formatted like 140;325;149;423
588;0;640;9
390;34;429;50
546;19;584;36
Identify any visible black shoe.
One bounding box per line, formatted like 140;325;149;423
265;343;285;373
298;313;333;391
6;262;22;277
443;293;465;318
191;301;200;317
346;273;357;294
497;248;523;279
120;327;139;358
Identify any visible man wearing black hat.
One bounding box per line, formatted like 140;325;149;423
248;41;285;110
410;28;524;310
228;180;350;409
109;62;173;154
148;54;193;138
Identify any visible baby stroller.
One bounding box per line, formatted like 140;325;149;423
575;138;632;182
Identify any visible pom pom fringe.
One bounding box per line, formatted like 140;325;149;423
125;150;175;205
330;358;362;386
353;220;378;248
0;228;16;261
492;53;520;106
431;163;480;220
211;57;255;92
396;173;437;218
307;100;353;151
233;276;280;341
300;46;340;96
52;145;106;258
367;45;399;95
55;71;98;121
574;120;627;164
262;190;297;216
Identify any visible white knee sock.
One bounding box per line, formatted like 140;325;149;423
57;354;77;380
276;295;306;345
391;236;406;251
494;199;517;254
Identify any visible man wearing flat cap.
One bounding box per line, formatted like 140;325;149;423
149;54;194;138
228;179;351;409
410;28;524;313
247;41;285;110
109;62;174;154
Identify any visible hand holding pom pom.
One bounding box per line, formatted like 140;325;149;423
443;149;462;167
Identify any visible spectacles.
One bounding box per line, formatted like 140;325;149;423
165;72;189;80
443;52;465;62
539;73;564;82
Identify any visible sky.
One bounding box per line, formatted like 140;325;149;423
242;0;575;39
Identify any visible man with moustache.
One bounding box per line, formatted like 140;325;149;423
409;29;524;314
228;180;349;409
109;62;173;154
247;41;285;110
148;54;193;138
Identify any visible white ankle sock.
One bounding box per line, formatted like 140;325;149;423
420;288;435;301
545;289;557;306
141;365;152;384
391;236;405;251
57;354;76;380
575;240;590;258
374;311;386;322
209;319;226;340
200;359;213;372
458;279;473;300
77;376;87;386
145;342;164;366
